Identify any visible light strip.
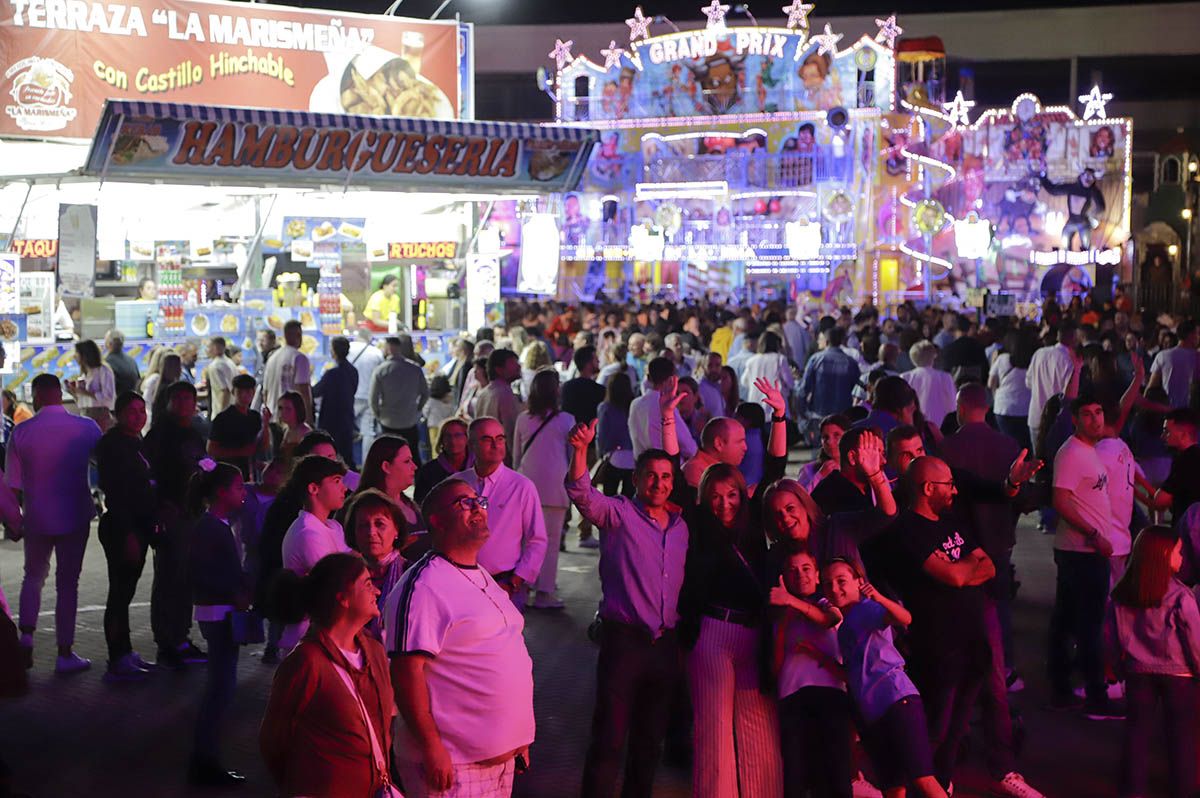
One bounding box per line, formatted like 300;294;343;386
899;240;953;274
635;180;728;200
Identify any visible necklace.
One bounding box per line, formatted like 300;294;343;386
444;557;509;627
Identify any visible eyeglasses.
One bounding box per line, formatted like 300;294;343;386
451;495;489;511
923;480;956;487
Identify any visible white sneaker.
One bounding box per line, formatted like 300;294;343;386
532;592;565;610
1073;682;1124;700
851;773;883;798
55;652;92;675
995;771;1046;798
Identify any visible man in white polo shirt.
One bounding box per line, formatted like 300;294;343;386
450;417;546;606
385;477;534;797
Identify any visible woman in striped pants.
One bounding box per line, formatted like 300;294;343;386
679;461;784;797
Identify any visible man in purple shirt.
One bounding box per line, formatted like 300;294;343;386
566;418;688;798
6;374;102;674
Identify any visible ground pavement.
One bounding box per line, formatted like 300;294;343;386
0;489;1163;797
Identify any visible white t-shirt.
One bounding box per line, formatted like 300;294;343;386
1052;436;1115;554
204;355;237;416
1095;437;1143;557
261;344;312;416
281;510;350;576
989;353;1031;418
383;552;535;764
1026;344;1074;428
1150;346;1199;409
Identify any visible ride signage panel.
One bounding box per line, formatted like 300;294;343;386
83;100;598;192
0;0;462;138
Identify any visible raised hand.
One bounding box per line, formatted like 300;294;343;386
658;375;685;417
569;418;598;450
755;377;786;418
859;580;878;601
768;576;796;609
1007;448;1043;486
854;431;885;476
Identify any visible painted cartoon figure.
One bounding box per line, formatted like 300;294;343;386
1039;168;1106;250
796;52;841;110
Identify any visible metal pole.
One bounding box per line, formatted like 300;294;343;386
430;0;453;19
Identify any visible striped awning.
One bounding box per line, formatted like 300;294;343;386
84;100;598;193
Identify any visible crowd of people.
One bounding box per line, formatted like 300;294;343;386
0;292;1197;798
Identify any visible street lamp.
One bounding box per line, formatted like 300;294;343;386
1184;209;1194;221
1168;244;1180;257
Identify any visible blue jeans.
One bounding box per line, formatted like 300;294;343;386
194;618;239;766
1047;549;1109;701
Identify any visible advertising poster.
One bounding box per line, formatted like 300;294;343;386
57;203;98;297
1;0;461;139
0;313;28;375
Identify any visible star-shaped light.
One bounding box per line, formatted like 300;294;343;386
600;40;627;71
811;24;843;56
549;39;574;70
1078;84;1113;121
626;6;652;41
943;90;975;128
700;0;730;28
781;0;814;30
874;14;903;48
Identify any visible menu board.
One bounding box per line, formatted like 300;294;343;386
57;204;98;298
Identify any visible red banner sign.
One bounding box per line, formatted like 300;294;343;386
0;0;461;139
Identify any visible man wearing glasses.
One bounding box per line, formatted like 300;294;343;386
451;417;547;607
386;478;535;797
889;456;1045;798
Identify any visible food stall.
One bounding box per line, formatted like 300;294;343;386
0;0;596;391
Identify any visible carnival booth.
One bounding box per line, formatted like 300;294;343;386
0;0;595;391
542;3;1132;314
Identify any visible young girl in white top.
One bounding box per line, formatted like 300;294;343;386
1105;525;1200;798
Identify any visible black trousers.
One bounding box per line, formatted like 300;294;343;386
151;507;194;652
581;622;682;798
380;425;423;467
98;514;149;661
779;687;854;798
1047;549;1109;701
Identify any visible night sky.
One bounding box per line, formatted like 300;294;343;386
302;0;1195;26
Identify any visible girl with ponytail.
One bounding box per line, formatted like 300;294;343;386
186;460;250;787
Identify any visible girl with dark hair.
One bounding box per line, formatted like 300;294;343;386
261;553;397;798
275;391;314;470
595;372;635;498
145;352;183;427
1106;526;1200;798
718;365;740;417
342;489;409;639
186;462;249;787
513;369;575;609
798;414;849;494
279;456;350;651
669;380;791;798
413;417;471;504
358;435;421;535
68;339;116;431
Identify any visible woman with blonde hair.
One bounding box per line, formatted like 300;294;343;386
519;340;553;399
513;369;575;609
